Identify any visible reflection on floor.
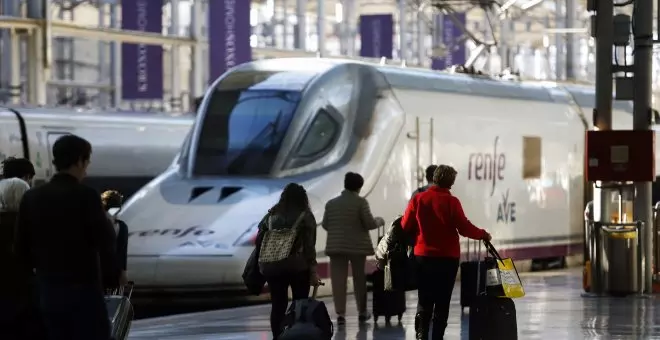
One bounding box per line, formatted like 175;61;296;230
129;269;660;339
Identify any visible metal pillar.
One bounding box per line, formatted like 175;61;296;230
170;0;181;108
592;0;614;295
498;19;509;70
110;2;121;107
565;0;576;80
109;3;121;107
1;0;19;97
295;0;306;50
555;14;565;80
10;30;21;104
631;0;654;294
416;6;425;65
317;0;325;56
283;0;289;49
344;0;355;56
26;0;48;105
98;2;107;106
69;8;75;87
190;0;204;98
398;0;407;61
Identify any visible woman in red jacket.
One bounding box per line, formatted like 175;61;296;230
402;164;491;340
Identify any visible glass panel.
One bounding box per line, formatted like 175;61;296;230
296;109;338;158
193;89;301;176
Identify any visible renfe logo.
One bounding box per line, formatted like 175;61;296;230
127;226;215;239
468;136;506;197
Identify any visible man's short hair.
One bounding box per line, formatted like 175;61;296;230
1;157;35;179
52;134;92;171
433;165;458;189
344;172;365;192
425;165;438;183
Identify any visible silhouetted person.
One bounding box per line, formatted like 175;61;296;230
14;134;117;340
0;158;45;339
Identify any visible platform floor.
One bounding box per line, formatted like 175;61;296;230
129;269;660;340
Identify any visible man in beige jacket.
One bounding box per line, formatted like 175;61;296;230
322;172;384;325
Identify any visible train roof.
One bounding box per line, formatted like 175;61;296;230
238;58;619;107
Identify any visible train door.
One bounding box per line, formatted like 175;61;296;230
408;116;435;189
0;109;30;170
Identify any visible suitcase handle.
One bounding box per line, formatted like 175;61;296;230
475;242;484;296
108;281;135;300
312;281;325;299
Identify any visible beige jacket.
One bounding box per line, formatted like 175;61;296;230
322;190;379;256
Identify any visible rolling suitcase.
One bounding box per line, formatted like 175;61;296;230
105;282;135;340
372;223;406;324
468;242;518;340
279;283;334;340
460;239;486;311
372;267;406;324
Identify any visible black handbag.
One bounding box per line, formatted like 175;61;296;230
242;229;267;296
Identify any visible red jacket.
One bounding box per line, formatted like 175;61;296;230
402;186;487;258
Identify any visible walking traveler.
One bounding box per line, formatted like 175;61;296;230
0;158;45;339
401;164;492;340
410;165;438;201
13;134;118;340
322;172;384;325
101;190;129;288
256;183;319;339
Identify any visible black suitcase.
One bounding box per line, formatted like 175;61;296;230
372;225;406;325
468;241;518;340
460;239;486;311
468;295;518;340
372;268;406;324
106;282;135;340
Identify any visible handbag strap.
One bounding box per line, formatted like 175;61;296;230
483;240;503;262
291;211;306;230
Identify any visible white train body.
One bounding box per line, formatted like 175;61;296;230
0;107;193;196
118;58;658;292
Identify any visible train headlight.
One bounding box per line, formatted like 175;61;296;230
233;222;260;247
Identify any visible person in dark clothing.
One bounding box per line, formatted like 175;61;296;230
14;134;118;340
409;165;438;201
101;190;129;288
0;158;45;340
402;165;492;340
256;183;319;339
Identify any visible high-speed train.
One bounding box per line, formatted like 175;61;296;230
0;107;193;197
118;58;660;293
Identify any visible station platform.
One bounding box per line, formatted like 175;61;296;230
128;269;659;339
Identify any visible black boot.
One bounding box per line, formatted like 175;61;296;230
415;312;431;340
431;316;447;340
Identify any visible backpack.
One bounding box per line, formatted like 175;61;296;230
258;212;307;277
279;298;334;340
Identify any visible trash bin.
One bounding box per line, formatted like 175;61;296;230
601;228;638;295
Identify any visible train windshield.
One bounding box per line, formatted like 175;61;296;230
193;89;301;176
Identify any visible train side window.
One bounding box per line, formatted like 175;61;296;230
295;108;340;158
523;136;542;179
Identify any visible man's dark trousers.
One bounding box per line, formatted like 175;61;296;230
37;278;110;340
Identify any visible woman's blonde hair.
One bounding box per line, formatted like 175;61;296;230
0;178;30;211
432;165;458;189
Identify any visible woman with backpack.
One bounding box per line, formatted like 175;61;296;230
256;183;320;339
